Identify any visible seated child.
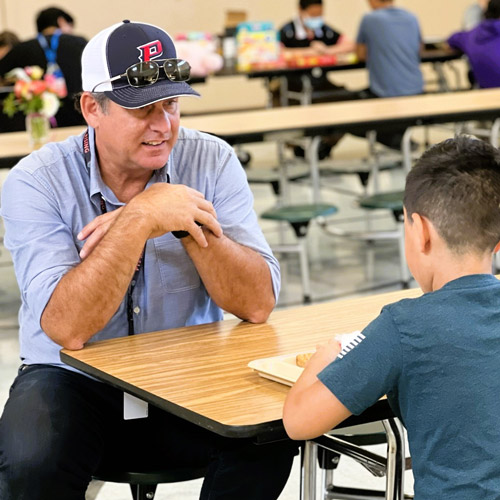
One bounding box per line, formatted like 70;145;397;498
283;135;500;499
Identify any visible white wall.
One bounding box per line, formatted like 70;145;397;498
0;0;475;41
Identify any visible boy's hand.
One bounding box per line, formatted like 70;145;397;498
302;338;342;376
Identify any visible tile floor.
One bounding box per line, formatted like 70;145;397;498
0;128;455;499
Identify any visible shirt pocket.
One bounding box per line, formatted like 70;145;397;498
153;236;201;293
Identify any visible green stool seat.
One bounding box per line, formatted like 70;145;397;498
261;203;338;303
359;191;404;222
262;203;338;238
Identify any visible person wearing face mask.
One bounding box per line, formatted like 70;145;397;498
278;0;356;159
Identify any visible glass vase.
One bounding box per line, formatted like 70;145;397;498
25;112;50;149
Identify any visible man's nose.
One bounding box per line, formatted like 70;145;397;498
149;106;172;132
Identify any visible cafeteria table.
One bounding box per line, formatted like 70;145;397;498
61;286;422;499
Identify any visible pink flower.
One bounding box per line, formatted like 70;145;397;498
30;80;47;96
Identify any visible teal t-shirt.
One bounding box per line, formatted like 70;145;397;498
319;274;500;499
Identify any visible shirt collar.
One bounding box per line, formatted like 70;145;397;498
86;126;171;208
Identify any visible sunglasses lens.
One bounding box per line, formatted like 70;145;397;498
164;59;191;82
126;61;159;87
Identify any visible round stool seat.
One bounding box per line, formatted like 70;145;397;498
358;191;404;211
92;465;207;485
359;191;404;222
261;203;338;224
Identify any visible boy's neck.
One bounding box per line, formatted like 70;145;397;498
427;251;493;292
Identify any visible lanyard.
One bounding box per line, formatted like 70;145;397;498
99;197;144;336
83;129;144;336
37;30;61;64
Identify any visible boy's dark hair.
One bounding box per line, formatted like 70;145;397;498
404;135;500;254
36;7;74;33
485;0;500;20
299;0;322;10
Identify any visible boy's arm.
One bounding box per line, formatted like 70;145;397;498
283;339;352;440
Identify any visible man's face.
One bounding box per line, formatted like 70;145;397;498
93;97;180;175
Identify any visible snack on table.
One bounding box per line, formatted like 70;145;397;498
295;352;314;368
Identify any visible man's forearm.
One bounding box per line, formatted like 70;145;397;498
41;208;151;350
182;230;275;323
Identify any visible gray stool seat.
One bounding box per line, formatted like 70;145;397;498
261;203;338;303
91;465;207;500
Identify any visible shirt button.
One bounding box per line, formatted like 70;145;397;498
133;306;141;315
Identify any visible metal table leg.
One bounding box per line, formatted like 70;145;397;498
490;118;500;148
382;418;406;500
302;440;318;500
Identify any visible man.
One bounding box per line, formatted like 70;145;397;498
0;7;87;128
0;20;296;500
355;0;423;149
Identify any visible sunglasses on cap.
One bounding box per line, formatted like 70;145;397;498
91;58;191;91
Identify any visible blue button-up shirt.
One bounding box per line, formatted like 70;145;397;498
1;126;280;369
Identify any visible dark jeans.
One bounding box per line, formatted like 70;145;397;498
0;365;298;500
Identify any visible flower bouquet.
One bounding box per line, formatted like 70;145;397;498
2;65;67;146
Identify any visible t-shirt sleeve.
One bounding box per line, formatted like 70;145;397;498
323;26;341;46
317;307;403;415
356;16;369;45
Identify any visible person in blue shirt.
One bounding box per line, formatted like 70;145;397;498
355;0;423;149
0;20;297;500
284;135;500;499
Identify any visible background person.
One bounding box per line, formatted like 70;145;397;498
0;31;20;60
283;135;500;499
354;0;423;150
0;6;87;127
463;0;489;30
448;0;500;89
278;0;356;159
0;20;297;500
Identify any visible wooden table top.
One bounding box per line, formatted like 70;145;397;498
2;88;499;159
181;88;500;144
0;125;85;160
61;287;422;438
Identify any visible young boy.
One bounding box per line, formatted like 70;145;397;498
283;135;500;499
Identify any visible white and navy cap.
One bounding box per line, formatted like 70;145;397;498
81;20;199;109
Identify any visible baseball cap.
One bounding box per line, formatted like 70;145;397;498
81;20;199;109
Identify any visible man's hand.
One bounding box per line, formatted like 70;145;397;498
77;183;223;259
78;207;123;259
130;183;222;246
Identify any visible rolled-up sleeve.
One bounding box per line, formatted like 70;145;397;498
1;166;80;327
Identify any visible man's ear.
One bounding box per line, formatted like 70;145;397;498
79;92;102;129
411;213;432;254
